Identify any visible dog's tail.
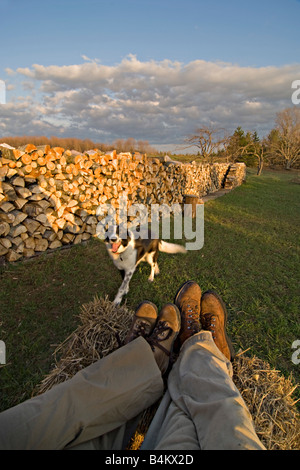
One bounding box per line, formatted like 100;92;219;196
159;240;187;254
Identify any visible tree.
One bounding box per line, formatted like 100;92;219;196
226;127;254;164
240;134;266;176
183;126;228;162
267;107;300;170
226;127;265;174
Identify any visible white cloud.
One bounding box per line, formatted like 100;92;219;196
1;56;300;149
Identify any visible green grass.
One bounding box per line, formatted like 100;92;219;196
0;168;299;412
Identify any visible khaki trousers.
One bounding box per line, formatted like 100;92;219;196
0;332;265;450
0;337;163;450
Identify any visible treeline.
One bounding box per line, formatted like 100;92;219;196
184;108;300;174
0;135;158;155
226;107;300;174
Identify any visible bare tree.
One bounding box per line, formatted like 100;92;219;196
241;139;266;176
183;126;228;161
267;107;300;170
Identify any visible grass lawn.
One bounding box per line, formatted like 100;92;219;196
0;168;299;412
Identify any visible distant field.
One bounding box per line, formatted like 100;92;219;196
0;168;299;412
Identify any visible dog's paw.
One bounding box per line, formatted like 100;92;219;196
148;276;154;282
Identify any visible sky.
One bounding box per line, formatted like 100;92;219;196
0;0;300;152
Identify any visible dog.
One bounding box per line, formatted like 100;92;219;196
105;226;187;305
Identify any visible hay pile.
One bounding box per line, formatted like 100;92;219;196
36;296;133;394
36;297;300;450
233;353;300;450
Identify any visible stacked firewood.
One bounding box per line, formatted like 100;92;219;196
0;143;246;262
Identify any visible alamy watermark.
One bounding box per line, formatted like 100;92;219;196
0;80;6;104
291;80;300;105
95;194;204;251
292;340;300;365
0;340;6;364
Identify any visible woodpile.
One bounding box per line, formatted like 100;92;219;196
0;143;246;262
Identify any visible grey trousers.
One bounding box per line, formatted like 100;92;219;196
0;332;265;450
142;331;265;450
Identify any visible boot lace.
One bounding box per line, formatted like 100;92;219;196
181;300;200;334
201;313;217;339
147;321;173;354
132;319;152;337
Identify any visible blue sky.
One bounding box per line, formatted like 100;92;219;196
0;0;299;150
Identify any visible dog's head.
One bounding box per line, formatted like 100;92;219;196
104;225;132;255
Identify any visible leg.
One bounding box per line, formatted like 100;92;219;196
147;252;159;282
119;269;125;280
0;337;163;450
113;269;134;305
144;282;265;450
166;330;265;450
144;331;264;450
142;390;200;450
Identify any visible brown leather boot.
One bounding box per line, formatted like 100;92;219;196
200;290;235;361
124;301;158;344
147;303;181;374
174;280;201;347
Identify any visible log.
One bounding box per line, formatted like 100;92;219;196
34;238;48;252
62;233;74;244
23;202;43;217
14;198;28;210
11;176;25;187
0;144;25;161
49;239;62;249
0;221;10;236
0;211;15;224
1;202;15;213
36;213;51;227
15;241;25;254
23;248;35;258
9;224;27;238
11;210;27;226
24;237;36;250
43;230;58;242
15;187;32;199
0;244;8;256
0;237;12;248
0;165;8;179
21;153;33;165
22;218;41;234
6;250;22;262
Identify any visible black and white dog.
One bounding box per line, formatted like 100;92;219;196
105;226;187;305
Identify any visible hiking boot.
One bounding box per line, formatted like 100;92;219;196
147;303;181;374
200;290;235;361
124;301;158;344
174;280;201;347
